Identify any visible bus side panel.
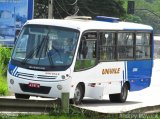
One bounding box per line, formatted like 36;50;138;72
127;60;153;91
71;62;125;99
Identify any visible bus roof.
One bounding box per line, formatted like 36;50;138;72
25;18;153;32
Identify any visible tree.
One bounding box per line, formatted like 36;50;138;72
145;0;155;3
78;0;126;18
134;0;160;34
34;0;48;18
34;0;126;19
123;0;160;34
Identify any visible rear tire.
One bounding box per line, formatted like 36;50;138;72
15;93;30;99
71;84;84;105
109;83;128;103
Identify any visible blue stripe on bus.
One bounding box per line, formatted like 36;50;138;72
8;62;19;77
123;70;125;83
13;67;18;76
8;62;17;75
125;62;127;81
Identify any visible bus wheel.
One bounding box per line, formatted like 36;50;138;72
72;84;84;105
15;93;30;99
109;83;128;103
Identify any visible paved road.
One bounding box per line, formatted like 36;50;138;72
78;59;160;113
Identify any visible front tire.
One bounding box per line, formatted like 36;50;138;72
15;93;30;99
109;83;128;103
71;84;84;105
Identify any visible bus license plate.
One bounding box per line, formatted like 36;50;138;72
28;83;40;88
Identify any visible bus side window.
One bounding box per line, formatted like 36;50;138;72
78;36;88;59
136;33;151;59
75;33;97;71
117;33;134;60
99;32;115;61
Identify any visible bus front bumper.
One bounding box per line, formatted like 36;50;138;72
7;72;71;98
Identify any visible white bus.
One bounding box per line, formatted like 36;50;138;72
7;16;153;104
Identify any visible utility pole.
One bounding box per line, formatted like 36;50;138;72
127;1;135;14
48;0;53;19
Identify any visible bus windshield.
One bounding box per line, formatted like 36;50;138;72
12;25;79;70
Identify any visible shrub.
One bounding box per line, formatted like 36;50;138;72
0;47;12;76
0;77;8;95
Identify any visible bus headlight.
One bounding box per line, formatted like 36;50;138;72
57;85;62;90
61;75;65;79
10;79;14;85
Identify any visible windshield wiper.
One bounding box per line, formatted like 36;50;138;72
22;29;54;66
22;36;46;65
37;36;54;66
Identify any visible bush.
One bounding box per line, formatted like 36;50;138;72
0;47;11;95
0;77;8;95
0;47;12;76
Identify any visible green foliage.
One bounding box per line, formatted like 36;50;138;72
34;0;126;19
0;114;83;119
0;77;8;96
34;0;48;18
0;47;12;76
0;112;159;119
123;0;160;34
76;0;126;18
0;47;11;96
0;104;160;118
123;15;142;23
34;0;160;33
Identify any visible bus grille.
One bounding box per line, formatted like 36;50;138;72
16;72;57;81
19;83;51;94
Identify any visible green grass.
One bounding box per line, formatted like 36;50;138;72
0;113;160;119
0;114;85;119
17;114;85;119
0;76;8;96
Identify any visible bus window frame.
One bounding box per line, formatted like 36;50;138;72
97;30;153;63
74;30;153;72
98;31;117;62
74;30;99;72
135;31;153;60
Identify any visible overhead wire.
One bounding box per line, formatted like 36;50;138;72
55;0;80;16
54;0;72;16
81;0;98;15
73;7;79;16
78;9;85;16
61;0;70;14
67;0;78;5
53;1;63;19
